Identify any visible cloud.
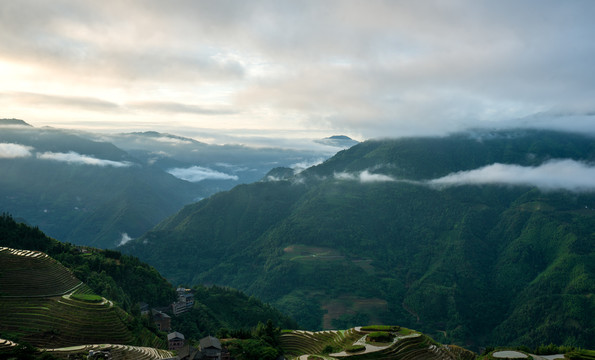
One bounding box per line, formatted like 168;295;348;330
1;92;121;112
37;151;132;167
130;101;238;116
0;143;34;158
290;158;325;173
167;166;239;182
2;1;595;140
334;170;397;183
150;136;193;145
428;159;595;192
118;233;133;246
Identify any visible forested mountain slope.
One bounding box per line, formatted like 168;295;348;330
121;129;595;348
0;214;296;344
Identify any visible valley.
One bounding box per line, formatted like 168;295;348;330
1;127;594;358
120;129;595;348
0;119;335;248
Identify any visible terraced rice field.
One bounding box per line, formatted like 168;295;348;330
0;247;161;349
280;327;477;360
0;294;135;347
43;343;174;360
0;247;82;297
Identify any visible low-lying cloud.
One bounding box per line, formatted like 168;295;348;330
291;158;325;174
335;170;397;183
118;233;133;246
167;166;239;182
429;159;595;192
0;143;34;158
37;151;132;167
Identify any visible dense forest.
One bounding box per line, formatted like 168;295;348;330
121;129;595;349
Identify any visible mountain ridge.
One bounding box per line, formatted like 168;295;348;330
121;128;595;349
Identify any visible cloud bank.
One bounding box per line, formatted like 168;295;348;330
167;166;239;182
334;170;397;183
429;159;595;192
2;1;595;140
0;143;34;158
37;151;132;167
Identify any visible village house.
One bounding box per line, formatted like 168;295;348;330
152;309;171;331
177;336;229;360
199;336;222;360
168;331;185;351
172;287;195;315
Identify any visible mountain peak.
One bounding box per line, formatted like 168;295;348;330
0;118;32;127
314;135;359;148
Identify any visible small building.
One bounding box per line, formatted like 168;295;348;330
199;336;222;360
168;331;185;351
138;302;150;316
177;344;200;360
152;309;171;331
172;290;194;315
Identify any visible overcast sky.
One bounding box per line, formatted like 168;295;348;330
1;0;595;146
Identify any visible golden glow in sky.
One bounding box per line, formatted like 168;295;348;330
1;1;595;145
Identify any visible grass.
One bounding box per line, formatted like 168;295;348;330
366;331;394;343
70;294;103;303
361;325;400;332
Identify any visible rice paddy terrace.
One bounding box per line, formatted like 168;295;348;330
280;326;477;360
0;247;173;359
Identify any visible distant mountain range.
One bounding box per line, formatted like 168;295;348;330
120;129;595;349
0;119;342;247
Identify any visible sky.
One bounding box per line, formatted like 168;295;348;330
1;0;595;147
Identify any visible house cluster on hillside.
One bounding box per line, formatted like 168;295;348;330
167;333;231;360
139;289;234;359
139;287;195;332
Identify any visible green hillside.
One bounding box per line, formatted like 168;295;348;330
0;214;296;344
121;129;595;349
0;246;165;349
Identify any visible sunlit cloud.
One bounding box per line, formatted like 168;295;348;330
428;159;595;192
1;92;122;112
167;165;239;182
37;151;132;167
0;143;34;158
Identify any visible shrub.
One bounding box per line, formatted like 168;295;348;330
322;345;338;354
367;331;394;343
346;345;366;353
